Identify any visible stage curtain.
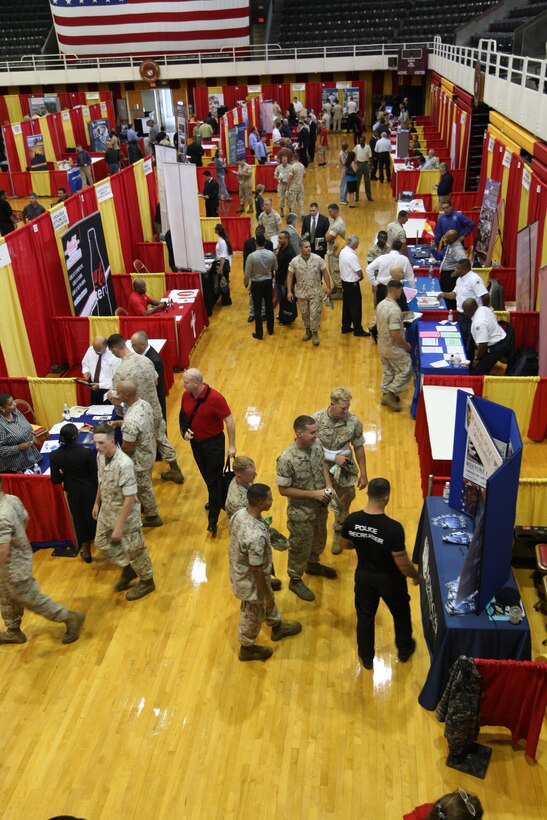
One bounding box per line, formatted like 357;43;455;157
507;311;540;350
55;317;90;367
0;254;36;377
110;168;142;271
528;378;547;442
221;215;251;251
193;87;210;120
5;95;23;124
305;83;322;117
133;161;154;242
515;479;547;526
0;377;32;406
135;242;164;272
200;217;218;242
28;378;78;429
88;316;119;343
29;171;51;197
61;112;76;149
131;273;166;301
483;376;538;437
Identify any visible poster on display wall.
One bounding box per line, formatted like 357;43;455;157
474;178;501;261
176;103;187;163
27;134;47;169
88;119;110;152
208;93;224;118
29;96;60;116
61;212;116;317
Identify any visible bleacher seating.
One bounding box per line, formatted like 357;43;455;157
0;1;53;60
468;0;547;52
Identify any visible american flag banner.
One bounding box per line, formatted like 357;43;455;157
50;0;250;56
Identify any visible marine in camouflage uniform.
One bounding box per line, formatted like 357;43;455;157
286;243;332;345
0;491;84;644
276;416;337;602
313;387;368;555
325;206;346;298
121;393;160;524
228;487;301;661
274;156;292;215
226;475;288;552
236;160;253;213
94;435;155;600
258;203;282;240
108;339;184;484
286;159;306;216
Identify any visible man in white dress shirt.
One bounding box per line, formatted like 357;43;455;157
81;336;120;405
374;131;392;183
366;238;415;304
438;259;489;357
339;236;368;337
463;299;511;374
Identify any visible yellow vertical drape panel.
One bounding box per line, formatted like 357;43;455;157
89;316;119;341
516;479;547;526
130;273;166;301
499;160;511;236
38;118;57;162
81;107;92;135
518;174;530;230
0;258;37;376
5;95;23;124
200;217;219;242
416;170;440;194
61;114;76;148
95;192;125;275
482;376;539;438
29;171;51;197
28;378;78;429
12;129;27;171
132;160;154;242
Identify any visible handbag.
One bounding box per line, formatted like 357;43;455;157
221;455;235;510
179;386;210;437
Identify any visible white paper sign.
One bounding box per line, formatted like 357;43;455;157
487;135;494;152
502;148;512;169
143;157;153;176
100;102;107;113
82;106;89;116
95;180;113;203
292;84;305;92
247;85;261;94
62;111;71;121
86;92;99;101
12;123;22;135
522;167;531;191
0;241;12;268
51;205;69;233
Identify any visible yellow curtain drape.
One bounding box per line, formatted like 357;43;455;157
518;171;530;231
38;117;57;162
29;171;51;197
95;188;125;275
5;95;23;124
384;74;393;96
89;316;119;342
132;160;154;242
0;256;37;376
291;85;306;106
516;479;547;526
482;376;539;437
130;273;166;301
61;113;76;149
200;217;219;242
28;378;78;429
51;203;77;315
12;129;27;171
416;170;439;194
80;107;92;135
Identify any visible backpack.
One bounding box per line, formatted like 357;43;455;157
278;295;298;325
505;347;538;377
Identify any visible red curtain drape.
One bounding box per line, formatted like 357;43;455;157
490;140;505;184
528;377;547;441
222;86;237;110
528;173;547;296
2;125;21;171
451;191;479;211
193;87;210;120
69;109;87;149
509;311;540;350
0;376;32;405
0;346;7;377
79;185;98;217
220;215;251;251
502;155;523;267
135;242;164;272
110;166;144;271
120;316;178;367
0;97;9;124
46;112;67;157
260;83;289;113
166;272;202;290
111;276;134;308
53;318;91;368
305;83;322;117
0;473;76;547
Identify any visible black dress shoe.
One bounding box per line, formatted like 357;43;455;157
252;333;263;340
341;328;353;334
354;329;371;337
207;523;218;538
247;315;254;323
204;503;210;510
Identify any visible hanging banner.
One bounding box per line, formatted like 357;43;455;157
176;103;187;163
27;134;47;170
515;221;538;311
522;167;531;191
236;123;247;161
208;93;224;117
95;180;113;203
474;178;501;259
88;119;110;152
61;211;116;317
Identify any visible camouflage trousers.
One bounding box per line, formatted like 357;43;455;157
156;417;177;464
298;292;323;332
330;481;356;533
239;184;253;208
328;253;342;289
239;599;281;645
287;503;328;580
0;573;69;631
379;349;412;394
136;469;159;518
287;185;305;216
277;182;288;210
95;523;153;581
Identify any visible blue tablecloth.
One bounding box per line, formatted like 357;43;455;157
406;275;445;314
39;410;114;474
413;497;531;710
409;318;469;418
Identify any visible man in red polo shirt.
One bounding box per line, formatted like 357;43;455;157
180;368;236;537
128;279;165;316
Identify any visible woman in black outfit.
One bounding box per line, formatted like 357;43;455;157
0;190;17;236
50;424;98;563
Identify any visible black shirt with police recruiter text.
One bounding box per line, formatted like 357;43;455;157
341;511;406;576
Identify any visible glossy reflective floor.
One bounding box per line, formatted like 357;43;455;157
1;141;546;820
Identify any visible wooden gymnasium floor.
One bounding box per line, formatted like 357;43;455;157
1;136;546;820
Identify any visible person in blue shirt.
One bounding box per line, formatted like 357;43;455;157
280;118;292;139
248;127;260;156
255;134;268;165
433;200;475;247
435;163;454;207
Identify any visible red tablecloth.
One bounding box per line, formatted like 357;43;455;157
0;473;76;549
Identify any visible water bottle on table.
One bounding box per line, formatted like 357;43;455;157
63;403;70;421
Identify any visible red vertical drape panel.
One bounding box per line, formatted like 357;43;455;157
509;311;540;350
120;316;178;367
490;140;505;184
222;86;237;110
2;125;20;171
79;185;98;217
220;216;251;251
503;155;523;267
193;87;210;120
110;166;144;271
0;346;7;377
305;83;322;117
528;378;547;441
0;377;32;405
54;318;92;367
111;276;134;308
528;173;547;292
0;97;9;124
69;109;87;149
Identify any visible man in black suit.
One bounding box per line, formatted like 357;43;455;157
130;331;167;420
186;139;204;166
301;202;330;259
308;116;317;163
202;170;220;217
243;226;274;322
